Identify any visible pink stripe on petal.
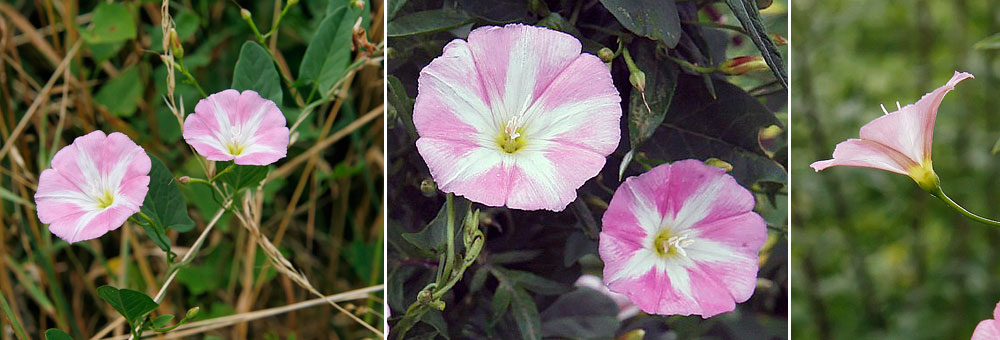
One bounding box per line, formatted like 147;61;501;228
685;266;739;318
416;138;509;207
692;212;768;254
414;39;495;137
663;159;729;221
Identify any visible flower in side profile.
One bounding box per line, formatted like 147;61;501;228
599;160;767;317
183;89;289;165
973;301;1000;339
413;24;621;211
810;71;973;192
34;131;151;243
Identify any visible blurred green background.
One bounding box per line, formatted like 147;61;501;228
792;1;1000;339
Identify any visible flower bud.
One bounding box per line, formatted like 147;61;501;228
629;70;646;93
420;178;437;197
240;8;252;21
185;307;200;319
704;158;733;172
756;0;773;9
719;56;769;75
178;176;190;184
417;289;433;304
598;47;615;63
429;300;446;311
351;0;365;10
463;209;481;247
615;329;646;340
169;28;183;58
770;33;787;45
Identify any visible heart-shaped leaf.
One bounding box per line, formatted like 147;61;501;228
96;286;158;326
232;41;282;107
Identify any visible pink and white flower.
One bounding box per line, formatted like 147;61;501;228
973;301;1000;339
34;131;151;243
599;159;767;317
183;89;289;166
413;24;622;211
810;71;973;191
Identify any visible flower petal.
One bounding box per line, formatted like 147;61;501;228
505;143;606;211
973;320;1000;340
810;138;916;175
415;138;510;207
859;71;972;164
466;24;583;122
414;39;497;140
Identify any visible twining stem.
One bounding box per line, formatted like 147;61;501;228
930;185;1000;228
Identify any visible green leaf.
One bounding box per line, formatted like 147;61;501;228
421;310;450;339
96;286;159;325
387;0;407;20
975;32;1000;50
299;5;361;95
44;329;73;340
458;0;529;23
599;0;681;48
627;41;679;151
387;9;474;37
387;75;416;139
83;3;136;44
540;288;620;339
510;288;541;340
217;162;269;193
151;314;174;328
142;154;195;232
489;250;543;265
232;41;282;107
94;67;143;117
491;284;513;322
640;75;785;186
499;269;568;295
562;232;597;267
401;197;471;255
723;0;788;87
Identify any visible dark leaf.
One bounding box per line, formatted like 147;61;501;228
489;250;543;265
599;0;682;47
44;329;73;340
622;41;678;174
492;283;513;322
510;288;541;340
387;75;416;139
640;75;785;186
151;314;174;329
540;288;621;339
217;162;269;193
563;232;598;267
401;197;470;255
459;0;530;23
141;154;195;232
232;41;282;107
388;9;474;37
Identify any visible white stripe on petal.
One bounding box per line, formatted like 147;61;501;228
661;263;695;300
608;248;658;282
671;176;725;231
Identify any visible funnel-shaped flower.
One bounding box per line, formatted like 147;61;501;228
599;160;767;317
973;301;1000;339
810;71;973;191
413;24;622;211
34;131;151;243
183;89;289;165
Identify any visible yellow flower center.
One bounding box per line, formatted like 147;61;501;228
227;142;246;156
653;229;694;258
496;115;526;154
96;190;115;209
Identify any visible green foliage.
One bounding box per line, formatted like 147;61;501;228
723;0;788;87
387;9;474;37
232;42;283;107
83;3;137;44
94;66;143;117
142;154;196;232
299;4;363;94
599;0;682;47
96;286;158;327
217;162;269;193
44;329;73;340
539;288;620;339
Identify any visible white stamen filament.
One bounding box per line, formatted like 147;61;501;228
664;234;695;257
881;104;889;115
896;101;902;111
505;115;521;140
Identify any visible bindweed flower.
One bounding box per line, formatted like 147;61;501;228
34;131;151;243
413;24;621;211
574;274;640;320
810;71;973;192
599;160;767;317
973;301;1000;339
183;89;289;165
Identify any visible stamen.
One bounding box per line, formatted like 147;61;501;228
505;115;521;140
659;233;695;258
881;104;889;115
896;101;902;111
95;189;115;209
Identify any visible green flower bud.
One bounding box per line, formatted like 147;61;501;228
420;178;437;197
185;307;200;319
598;47;615;63
629;70;646;93
704;158;733;172
240;8;252;21
719;56;769;76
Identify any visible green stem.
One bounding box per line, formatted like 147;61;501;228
262;0;295;40
931;186;1000;227
666;55;719;74
210;163;236;182
173;61;207;98
441;194;456;282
